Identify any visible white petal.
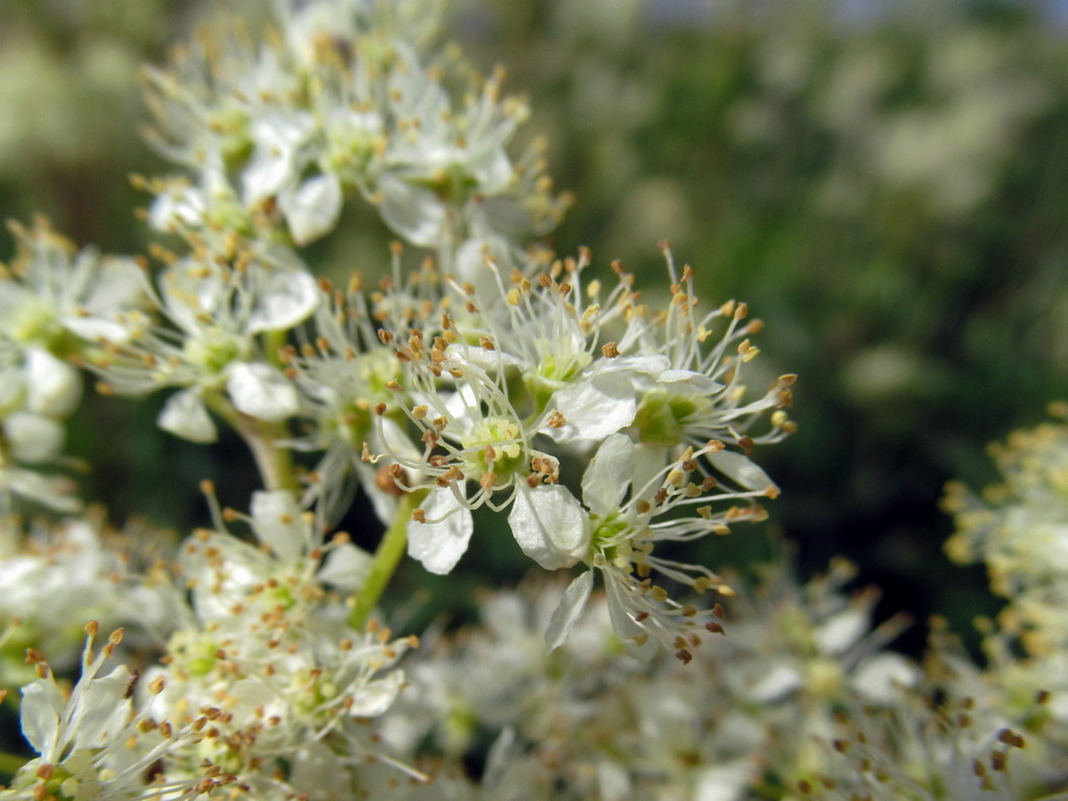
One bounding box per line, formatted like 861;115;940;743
815;607;871;656
4;467;81;512
706;449;778;493
598;761;631;801
507;484;590;571
694;761;754;801
348;671;404;717
250;490;306;561
852;653;920;704
243;112;314;202
581;434;634;515
60;316;134;343
247;265;319;333
20;679;64;758
281;173;343;245
657;369;723;395
547;373;636;443
68;666;133;751
157;388;217;443
604;576;657;661
407;488;473;575
545;569;594;651
747;662;803;703
445;343;523;373
25;348;81;417
227;362;299;422
317;543;373;591
376;174;447;248
3;412;64;463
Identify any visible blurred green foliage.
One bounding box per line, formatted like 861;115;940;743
3;0;1067;648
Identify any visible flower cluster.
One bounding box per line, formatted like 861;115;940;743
0;220;144;512
141;0;567;262
1;623;236;801
20;1;1068;800
135;488;419;796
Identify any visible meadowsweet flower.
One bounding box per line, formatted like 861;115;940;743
944;408;1068;599
91;243;317;442
282;256;439;525
0;340;80;513
142;489;418;794
2;624;233;801
800;690;1043;801
0;219;145;351
373;250;792;653
141;1;566;252
0;511;161;682
542;434;781;660
0;221;147;512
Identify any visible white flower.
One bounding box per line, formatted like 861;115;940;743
3;626;228;801
143;491;417;791
0;219;146;349
544;434;777;660
92;248;318;440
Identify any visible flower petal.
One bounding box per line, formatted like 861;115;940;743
407;488;473;575
507;484;590;571
281;173;343;245
545;569;594;651
157;388;217;443
706;448;778;493
20;678;64;758
581;434;634;515
250;490;306;562
376;174;447;248
227;362;299;422
317;543;373;591
67;665;133;751
25;348;82;416
247;264;319;334
546;372;636;443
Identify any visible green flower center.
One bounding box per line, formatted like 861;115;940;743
183;328;246;376
460;417;525;481
633;389;708;446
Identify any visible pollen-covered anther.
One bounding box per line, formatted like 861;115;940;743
675;648;693;664
377;329;393;345
547;410;566;428
386;463;409;489
667;469;685;488
737;338;760;362
997;729;1025;749
479;472;498;491
479;336;495;350
374;403;387;415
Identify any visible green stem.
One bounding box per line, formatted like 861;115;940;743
348;489;427;630
204;393;299;494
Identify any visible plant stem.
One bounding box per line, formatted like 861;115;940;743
348;488;426;630
205;393;299;494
